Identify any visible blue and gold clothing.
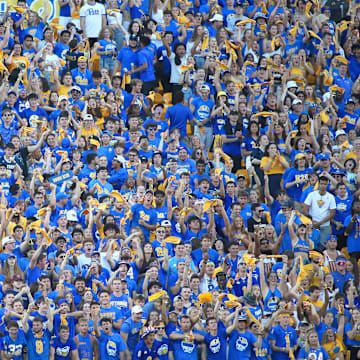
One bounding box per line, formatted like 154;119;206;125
98;331;127;360
268;325;297;360
77;334;92;360
71;68;93;93
204;328;227;360
25;328;52;360
228;330;257;360
51;337;77;360
0;334;27;360
264;288;282;313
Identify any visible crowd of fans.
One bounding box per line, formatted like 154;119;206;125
0;0;360;359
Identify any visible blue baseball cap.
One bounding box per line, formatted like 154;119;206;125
319;153;330;160
56;192;70;201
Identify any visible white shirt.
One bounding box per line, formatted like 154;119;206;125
76;253;92;274
304;190;336;227
80;2;106;38
199;274;218;293
168;52;188;84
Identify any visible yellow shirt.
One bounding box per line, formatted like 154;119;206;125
260;156;287;175
8;217;27;233
58;85;72;97
81;127;100;138
303;263;329;287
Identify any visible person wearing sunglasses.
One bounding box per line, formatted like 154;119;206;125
151;225;173;262
153;320;170;360
247;203;268;236
331;254;355;292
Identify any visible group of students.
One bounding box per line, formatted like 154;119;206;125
1;0;360;359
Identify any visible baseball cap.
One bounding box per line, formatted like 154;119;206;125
335;130;346;137
161;220;172;227
326;235;337;242
287;81;297;89
71;85;82;93
142;326;156;338
2;236;14;246
292;99;302;105
200;84;210;91
12;275;23;282
319;153;330;160
294;153;305;161
346;98;355;104
254;12;266;19
210;14;223;22
84;114;93;121
140;156;148;163
173;295;182;302
129;34;138;41
131;305;144;314
78;56;87;62
58;95;68;102
56;192;70;201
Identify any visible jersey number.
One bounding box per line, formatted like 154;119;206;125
35;340;43;354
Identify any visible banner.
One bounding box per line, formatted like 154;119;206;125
50;171;74;185
0;0;60;22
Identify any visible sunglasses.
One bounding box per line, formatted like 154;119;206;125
337;261;346;266
148;128;156;131
157;230;165;233
239;262;246;266
156;327;165;330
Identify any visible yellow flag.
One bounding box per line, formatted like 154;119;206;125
201;36;209;51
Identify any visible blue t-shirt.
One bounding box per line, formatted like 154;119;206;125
51;337;77;360
268;325;297;360
204;328;227;360
120;319;142;352
191;97;214;127
297;346;330;360
25;328;51;360
165;104;194;137
0;333;27;360
130;203;157;241
98;331;127;360
171;330;199;360
228;329;257;360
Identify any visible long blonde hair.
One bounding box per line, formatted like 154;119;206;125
1;257;23;279
304;329;320;353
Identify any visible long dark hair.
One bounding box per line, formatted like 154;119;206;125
264;142;278;157
174;43;186;66
223;117;242;135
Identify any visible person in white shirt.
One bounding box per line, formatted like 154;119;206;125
199;261;218;293
303;176;336;248
80;0;106;47
75;239;96;274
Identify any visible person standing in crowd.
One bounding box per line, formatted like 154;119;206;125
1;0;360;359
